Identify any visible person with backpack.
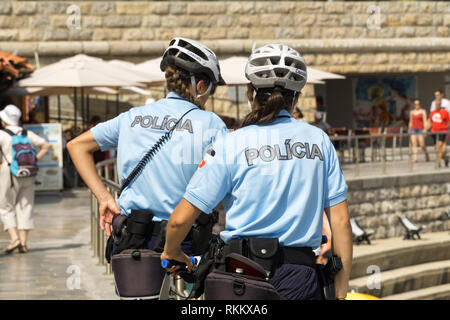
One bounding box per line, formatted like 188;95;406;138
0;104;50;253
161;44;352;300
67;37;227;298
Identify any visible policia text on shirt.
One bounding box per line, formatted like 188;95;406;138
245;139;324;166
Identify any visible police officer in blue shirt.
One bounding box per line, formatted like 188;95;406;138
68;38;227;251
161;44;352;300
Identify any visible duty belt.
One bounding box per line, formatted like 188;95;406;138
225;238;316;277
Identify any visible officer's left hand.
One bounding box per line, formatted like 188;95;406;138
161;249;194;275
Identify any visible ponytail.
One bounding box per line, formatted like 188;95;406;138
242;87;296;127
165;65;209;109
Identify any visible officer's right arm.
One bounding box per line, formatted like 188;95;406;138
323;135;352;300
67;117;122;236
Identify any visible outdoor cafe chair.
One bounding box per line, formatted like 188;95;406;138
364;127;382;162
329;127;351;163
384;127;405;161
353;128;370;163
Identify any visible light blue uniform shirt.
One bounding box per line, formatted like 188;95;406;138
91;92;227;221
185;109;347;248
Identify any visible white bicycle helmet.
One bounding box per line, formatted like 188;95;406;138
245;44;307;92
160;37;225;86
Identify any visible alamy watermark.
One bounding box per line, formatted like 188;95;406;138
66;5;81;30
366;265;382;290
66;265;81;290
349;265;382;294
366;5;381;30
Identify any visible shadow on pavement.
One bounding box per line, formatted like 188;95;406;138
0;243;84;257
35;189;88;204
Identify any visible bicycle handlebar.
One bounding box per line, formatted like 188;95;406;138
161;256;197;269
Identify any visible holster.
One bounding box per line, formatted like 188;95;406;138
105;214;128;263
105;210;154;264
316;254;343;300
190;210;218;256
189;235;225;299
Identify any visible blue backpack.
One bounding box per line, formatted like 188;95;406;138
1;128;38;180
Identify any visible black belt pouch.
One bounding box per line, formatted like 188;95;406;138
247;238;281;275
117;209;154;252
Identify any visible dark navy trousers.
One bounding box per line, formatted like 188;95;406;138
270;264;323;300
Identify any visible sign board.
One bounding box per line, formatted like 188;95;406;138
24;123;63;191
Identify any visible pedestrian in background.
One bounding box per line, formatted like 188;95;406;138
430;89;450;113
0;104;50;253
427;99;449;168
292;107;304;121
408;99;429;163
312;111;331;134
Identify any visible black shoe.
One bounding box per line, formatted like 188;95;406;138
445;157;449;167
5;239;21;254
18;244;28;254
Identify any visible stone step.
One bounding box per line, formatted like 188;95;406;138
382;283;450;300
351;231;450;279
349;260;450;298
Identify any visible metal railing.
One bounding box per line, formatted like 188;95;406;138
90;158;119;274
330;130;450;177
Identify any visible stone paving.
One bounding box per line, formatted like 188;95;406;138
340;145;450;180
0;189;116;300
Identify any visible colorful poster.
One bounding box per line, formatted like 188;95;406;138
353;76;417;128
24;123;63;191
24;96;47;123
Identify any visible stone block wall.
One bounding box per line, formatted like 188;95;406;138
347;172;450;239
1;1;449;72
1;1;449;119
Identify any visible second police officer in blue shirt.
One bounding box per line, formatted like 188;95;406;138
161;44;353;300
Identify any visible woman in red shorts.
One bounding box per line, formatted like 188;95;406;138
408;99;429;162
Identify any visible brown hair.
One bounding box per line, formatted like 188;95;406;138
164;65;210;108
241;87;296;127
